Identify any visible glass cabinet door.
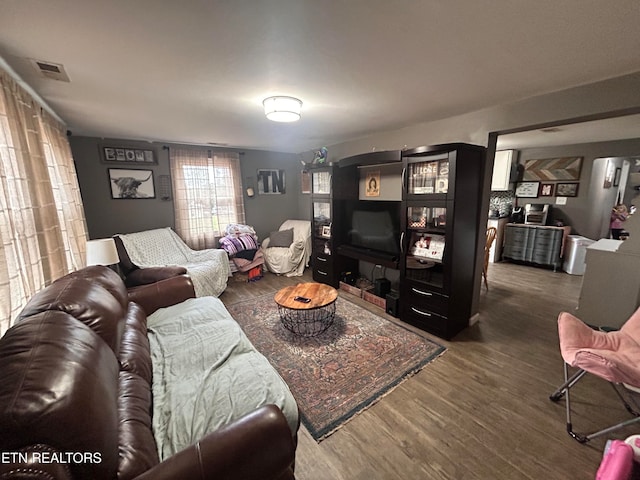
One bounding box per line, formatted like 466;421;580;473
407;156;449;195
313;201;332;255
405;205;447;289
312;171;331;195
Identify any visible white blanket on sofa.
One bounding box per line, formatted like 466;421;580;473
117;227;230;297
147;297;299;460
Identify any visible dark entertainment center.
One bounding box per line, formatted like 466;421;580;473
309;143;487;340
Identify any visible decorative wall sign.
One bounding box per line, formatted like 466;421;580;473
365;171;380;197
108;169;155;199
257;169;286;194
102;146;157;164
515;181;540;198
556;182;579;197
540;183;555;197
523;156;582;181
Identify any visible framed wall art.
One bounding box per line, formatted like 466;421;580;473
556;182;579;197
102;145;157;164
523;156;582;181
108;169;155;199
257;169;286;194
540;183;555;197
515;181;540;198
365;171;380;197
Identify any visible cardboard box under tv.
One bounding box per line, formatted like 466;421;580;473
338;282;384;308
362;288;385;310
339;281;362;297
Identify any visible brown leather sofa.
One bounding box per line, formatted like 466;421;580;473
0;266;297;480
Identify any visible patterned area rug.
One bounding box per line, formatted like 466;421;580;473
227;293;446;441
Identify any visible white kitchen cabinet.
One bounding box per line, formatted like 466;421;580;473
491;150;514;191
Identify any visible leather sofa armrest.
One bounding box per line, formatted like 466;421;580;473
127;275;195;316
133;405;296;480
125;266;188;288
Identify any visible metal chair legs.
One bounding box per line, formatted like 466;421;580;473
550;362;640;443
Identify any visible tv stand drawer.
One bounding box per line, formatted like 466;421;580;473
401;283;448;316
313;262;335;286
402;305;449;338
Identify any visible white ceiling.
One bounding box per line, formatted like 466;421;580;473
1;0;639;153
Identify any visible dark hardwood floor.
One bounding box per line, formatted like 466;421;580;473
220;262;631;479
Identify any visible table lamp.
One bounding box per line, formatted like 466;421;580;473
86;238;119;267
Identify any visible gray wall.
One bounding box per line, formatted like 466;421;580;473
70;136;307;241
321;72;640;163
71;137;174;239
71;72;640;248
240;149;307;240
516;138;640;239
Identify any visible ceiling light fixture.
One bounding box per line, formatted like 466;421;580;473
263;96;302;122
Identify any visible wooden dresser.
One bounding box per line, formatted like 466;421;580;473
502;224;571;270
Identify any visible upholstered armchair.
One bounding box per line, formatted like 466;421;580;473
261;220;312;277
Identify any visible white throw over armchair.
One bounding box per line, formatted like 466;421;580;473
261;220;312;277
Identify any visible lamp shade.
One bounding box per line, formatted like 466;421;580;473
86;238;119;266
263;96;302;122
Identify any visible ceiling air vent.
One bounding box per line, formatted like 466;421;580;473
29;59;70;82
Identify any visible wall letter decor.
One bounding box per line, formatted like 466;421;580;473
257;169;286;194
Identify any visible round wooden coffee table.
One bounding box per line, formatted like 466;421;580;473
274;282;338;336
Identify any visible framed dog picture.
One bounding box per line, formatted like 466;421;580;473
108;169;156;199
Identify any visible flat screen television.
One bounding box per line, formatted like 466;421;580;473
341;200;401;258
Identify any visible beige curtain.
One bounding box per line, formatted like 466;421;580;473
0;70;87;335
170;147;245;249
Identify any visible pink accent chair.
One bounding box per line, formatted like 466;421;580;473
550;307;640;443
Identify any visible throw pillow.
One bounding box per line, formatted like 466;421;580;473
268;228;294;248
